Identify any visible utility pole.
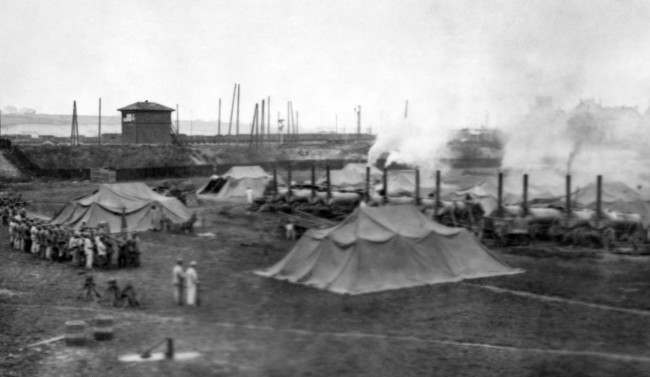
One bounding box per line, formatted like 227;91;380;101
98;97;102;144
355;105;361;136
228;83;236;135
70;100;79;146
286;101;291;139
236;83;241;135
249;103;258;146
254;103;259;145
261;99;265;142
404;100;408;119
175;104;180;134
217;98;221;136
335;114;338;134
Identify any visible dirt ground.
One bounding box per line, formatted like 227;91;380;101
1;181;650;376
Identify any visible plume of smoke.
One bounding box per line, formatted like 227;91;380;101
502;99;650;192
367;117;455;170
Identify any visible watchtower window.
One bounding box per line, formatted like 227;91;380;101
123;113;136;122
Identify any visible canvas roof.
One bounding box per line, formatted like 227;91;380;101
51;182;191;233
573;180;650;224
222;165;271;179
256;205;521;294
574;180;643;205
198;165;282;202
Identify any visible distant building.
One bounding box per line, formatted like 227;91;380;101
118;100;174;144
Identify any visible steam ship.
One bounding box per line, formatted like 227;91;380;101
442;128;504;168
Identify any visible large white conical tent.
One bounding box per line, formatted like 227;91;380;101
256;205;522;294
51;182;191;233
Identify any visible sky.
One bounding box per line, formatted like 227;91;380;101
2;0;650;134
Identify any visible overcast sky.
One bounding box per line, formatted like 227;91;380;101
1;0;650;133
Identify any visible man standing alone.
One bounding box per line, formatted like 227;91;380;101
172;258;185;305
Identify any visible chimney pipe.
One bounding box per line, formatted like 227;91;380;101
415;168;421;205
382;167;388;203
365;166;370;202
522;174;528;216
566;174;572;218
435;170;441;217
596;175;602;219
326;165;331;200
287;163;292;199
310;164;316;199
273;167;278;198
497;172;503;216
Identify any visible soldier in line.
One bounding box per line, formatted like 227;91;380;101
30;222;39;255
83;232;94;269
117;233;128;268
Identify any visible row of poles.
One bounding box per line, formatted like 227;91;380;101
267;164;605;220
267;164;441;211
494;172;604;219
214;83;365;139
64;85;370;145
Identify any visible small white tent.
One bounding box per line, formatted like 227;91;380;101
197;165;282;202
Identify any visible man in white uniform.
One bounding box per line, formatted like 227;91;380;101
8;218;15;250
30;223;39;254
83;234;94;269
185;261;199;306
285;221;296;240
172;258;185;305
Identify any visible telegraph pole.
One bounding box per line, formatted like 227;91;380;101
176;104;180;134
261;99;265;141
286;101;291;139
267;96;271;135
335;114;338;134
98;97;102;144
228;83;236;135
355;105;361;135
235;83;241;135
217;98;221;136
70;101;79;146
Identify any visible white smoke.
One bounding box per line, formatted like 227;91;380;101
502;99;650;195
367;117;456;171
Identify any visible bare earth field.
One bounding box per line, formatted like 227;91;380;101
1;181;650;376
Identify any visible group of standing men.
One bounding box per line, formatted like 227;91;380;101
1;197;142;269
172;258;200;306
